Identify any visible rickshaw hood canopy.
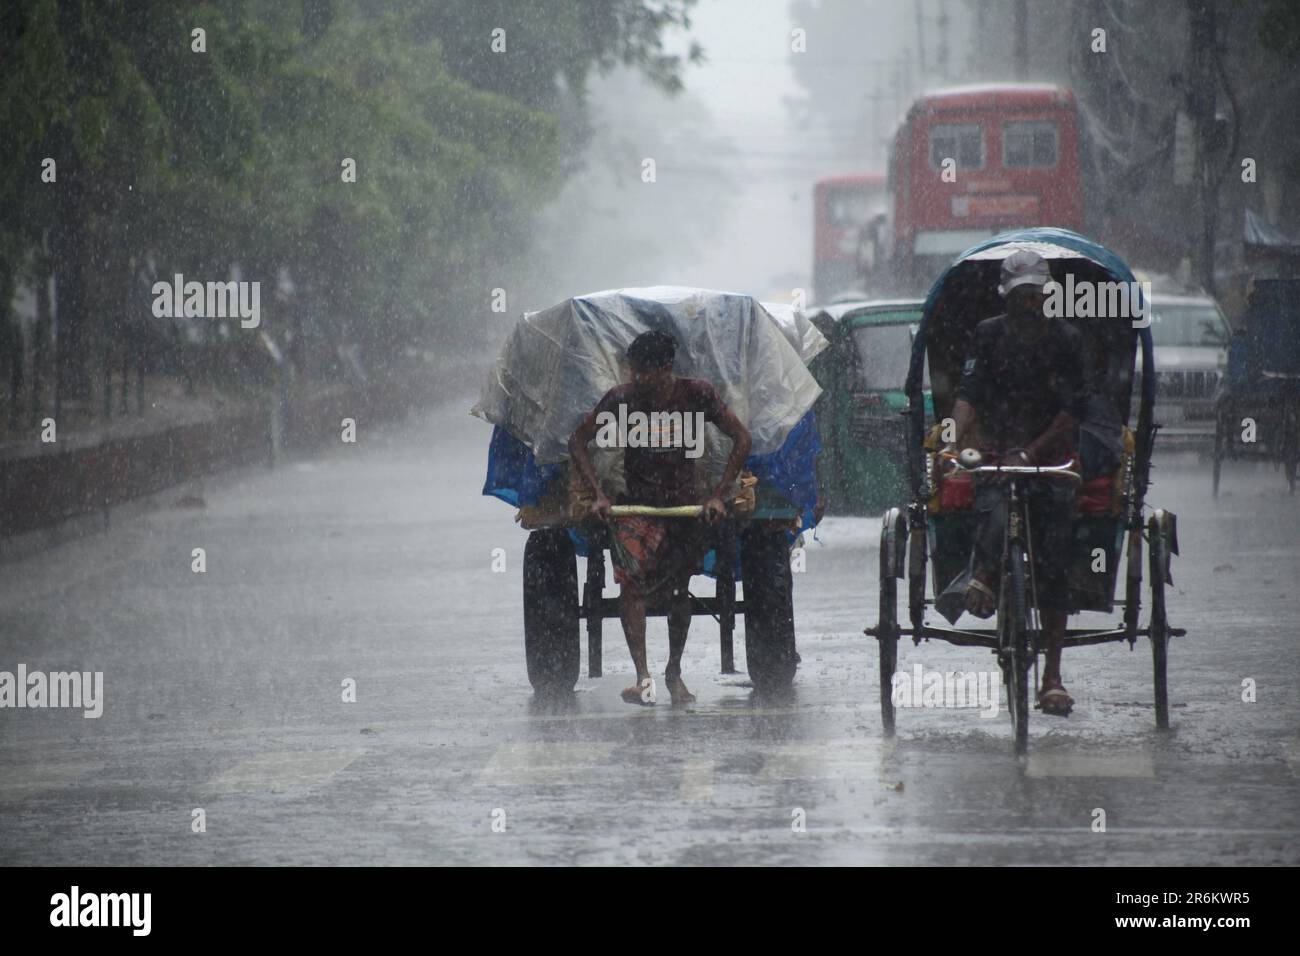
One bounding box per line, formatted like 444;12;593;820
908;227;1156;416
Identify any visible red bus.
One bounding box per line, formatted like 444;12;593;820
813;174;886;304
884;84;1083;294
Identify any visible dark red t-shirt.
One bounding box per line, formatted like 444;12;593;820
592;378;729;507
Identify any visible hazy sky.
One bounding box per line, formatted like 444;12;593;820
532;0;954;306
668;0;837;299
654;0;934;299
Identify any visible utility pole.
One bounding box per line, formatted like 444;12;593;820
1014;0;1029;79
936;0;951;83
868;80;888;169
1186;0;1220;296
915;0;927;75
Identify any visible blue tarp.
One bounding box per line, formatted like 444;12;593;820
482;425;563;509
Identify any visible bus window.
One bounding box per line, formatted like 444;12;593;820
929;124;984;171
827;188;869;227
1003;120;1058;168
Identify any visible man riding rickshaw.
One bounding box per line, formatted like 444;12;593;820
936;249;1087;715
869;228;1183;753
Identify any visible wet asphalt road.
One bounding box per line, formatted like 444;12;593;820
1;396;1297;866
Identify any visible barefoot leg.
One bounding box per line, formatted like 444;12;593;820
665;586;696;704
619;586;653;702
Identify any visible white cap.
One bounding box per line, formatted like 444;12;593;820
999;248;1051;295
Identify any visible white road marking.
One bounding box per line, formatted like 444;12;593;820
1026;752;1155;778
1286;736;1300;777
478;742;616;787
759;739;885;781
204;750;365;794
679;758;715;802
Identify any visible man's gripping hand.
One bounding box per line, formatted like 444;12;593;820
592;494;613;522
702;496;727;525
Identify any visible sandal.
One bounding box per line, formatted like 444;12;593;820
1036;678;1074;717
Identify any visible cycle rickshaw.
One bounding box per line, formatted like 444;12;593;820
866;229;1185;753
1211;278;1300;496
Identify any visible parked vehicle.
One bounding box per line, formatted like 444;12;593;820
1212;278;1300;495
1135;292;1232;451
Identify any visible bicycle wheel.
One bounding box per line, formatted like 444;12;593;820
1284;401;1298;495
876;509;904;736
1147;515;1171;729
1002;540;1031;755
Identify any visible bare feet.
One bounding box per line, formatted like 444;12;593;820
621;676;656;705
664;671;696;706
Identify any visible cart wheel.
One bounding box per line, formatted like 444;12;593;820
740;525;798;695
1002;540;1031;755
523;529;580;695
1147;515;1171;730
907;518;928;632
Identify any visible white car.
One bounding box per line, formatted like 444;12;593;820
1136;293;1232;448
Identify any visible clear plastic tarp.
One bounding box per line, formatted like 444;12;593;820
471;287;823;466
758;301;829;365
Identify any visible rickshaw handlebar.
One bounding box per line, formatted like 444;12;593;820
948;457;1083;483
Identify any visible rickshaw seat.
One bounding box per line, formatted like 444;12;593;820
935;468;1112;511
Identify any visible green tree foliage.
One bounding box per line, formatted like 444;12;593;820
0;0;699;400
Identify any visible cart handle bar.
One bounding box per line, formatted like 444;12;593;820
608;504;704;517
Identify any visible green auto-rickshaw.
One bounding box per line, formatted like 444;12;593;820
809;299;931;514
